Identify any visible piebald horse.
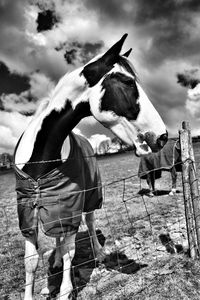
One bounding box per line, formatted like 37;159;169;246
14;34;168;300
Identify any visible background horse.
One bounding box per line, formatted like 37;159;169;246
138;139;181;196
14;34;168;300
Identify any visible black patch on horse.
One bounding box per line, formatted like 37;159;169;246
81;59;113;87
100;72;140;120
82;53;138;88
23;100;91;178
75;101;91;119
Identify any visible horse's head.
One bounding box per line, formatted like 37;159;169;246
49;34;167;156
82;34;168;155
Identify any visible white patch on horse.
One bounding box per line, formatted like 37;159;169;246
61;136;70;160
134;83;167;137
15;107;50;169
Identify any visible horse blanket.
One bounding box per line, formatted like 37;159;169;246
14;133;102;238
138;139;181;179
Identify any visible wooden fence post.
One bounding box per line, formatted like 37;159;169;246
187;124;200;256
179;121;197;258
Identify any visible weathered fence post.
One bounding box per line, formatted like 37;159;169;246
179;121;198;258
187;124;200;256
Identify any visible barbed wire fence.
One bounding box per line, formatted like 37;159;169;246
0;121;200;299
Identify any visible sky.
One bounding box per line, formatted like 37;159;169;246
1;0;200;154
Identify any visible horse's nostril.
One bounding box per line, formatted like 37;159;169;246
137;133;145;142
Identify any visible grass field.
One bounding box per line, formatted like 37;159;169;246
1;145;200;299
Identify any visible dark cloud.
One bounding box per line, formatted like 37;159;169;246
83;0;200;28
0;98;3;110
0;0;37;74
134;0;200;23
81;42;104;63
84;0;129;22
0;62;30;96
32;0;55;11
64;48;77;64
58;41;104;65
177;69;200;89
36;9;59;32
134;0;200;65
84;0;200;66
0;0;26;28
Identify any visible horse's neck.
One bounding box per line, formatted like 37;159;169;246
15;102;90;179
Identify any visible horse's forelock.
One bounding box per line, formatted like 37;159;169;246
118;56;138;79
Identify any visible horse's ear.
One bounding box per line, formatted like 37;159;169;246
82;34;128;87
122;48;132;57
102;33;128;65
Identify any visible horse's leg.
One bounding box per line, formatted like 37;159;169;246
24;235;39;300
85;211;107;261
59;233;76;300
40;238;63;296
146;172;155;196
169;167;177;195
85;211;102;253
53;238;63;268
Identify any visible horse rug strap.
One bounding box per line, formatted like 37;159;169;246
14;133;103;238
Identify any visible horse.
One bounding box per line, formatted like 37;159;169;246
138;139;182;196
13;33;168;300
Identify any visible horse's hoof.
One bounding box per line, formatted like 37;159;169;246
41;285;57;296
96;247;110;263
169;189;176;196
147;192;154;197
40;286;50;295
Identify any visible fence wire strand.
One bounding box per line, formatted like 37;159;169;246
1;151;198;299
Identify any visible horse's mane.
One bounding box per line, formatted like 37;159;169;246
33;97;50;118
118;56;138;81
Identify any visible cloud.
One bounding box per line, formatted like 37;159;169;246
1;0;200;152
0;0;67;80
76;117;114;139
63;41;104;65
177;68;200;88
0;111;32;153
36;9;58;32
176;68;200;127
0;71;55;152
0;61;30;95
0;125;17;152
84;0;200;70
131;0;200;65
1;93;36;115
28;72;55;99
88;134;111;155
186;83;200;119
1;71;55;114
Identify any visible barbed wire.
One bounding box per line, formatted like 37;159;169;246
1;154;198;299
